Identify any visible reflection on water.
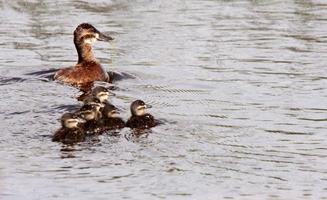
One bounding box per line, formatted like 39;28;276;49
1;0;327;199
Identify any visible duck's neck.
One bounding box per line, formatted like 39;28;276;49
75;42;96;64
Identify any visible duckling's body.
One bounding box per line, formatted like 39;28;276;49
54;23;113;88
52;127;85;144
52;113;86;144
126;113;156;129
126;100;158;129
100;104;125;131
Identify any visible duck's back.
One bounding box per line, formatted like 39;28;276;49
54;61;109;87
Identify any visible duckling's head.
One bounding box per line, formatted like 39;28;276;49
74;23;114;45
61;113;83;129
83;96;103;112
130;100;152;116
103;104;120;118
77;104;98;121
92;86;113;103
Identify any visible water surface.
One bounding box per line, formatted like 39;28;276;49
1;0;327;199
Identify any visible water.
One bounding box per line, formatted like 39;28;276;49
1;0;327;199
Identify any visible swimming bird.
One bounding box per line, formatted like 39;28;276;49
100;104;125;131
83;95;103;109
77;104;102;134
126;100;158;129
52;113;86;144
54;23;114;88
92;86;114;106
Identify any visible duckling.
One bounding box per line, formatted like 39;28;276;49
54;23;114;88
77;104;102;134
83;96;104;117
126;100;158;129
52;113;86;144
92;86;114;106
100;104;125;131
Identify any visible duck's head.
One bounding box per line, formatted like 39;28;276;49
102;104;120;118
74;23;114;45
77;104;98;121
92;86;114;103
83;96;103;112
130;100;152;116
61;113;84;129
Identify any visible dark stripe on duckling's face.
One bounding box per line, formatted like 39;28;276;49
107;109;120;118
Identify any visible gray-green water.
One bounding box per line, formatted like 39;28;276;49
1;0;327;199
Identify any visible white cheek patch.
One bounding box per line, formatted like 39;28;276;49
99;95;108;103
84;37;97;44
97;92;109;102
136;108;146;116
65;121;78;128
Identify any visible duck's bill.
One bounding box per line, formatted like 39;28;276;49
145;104;152;109
97;32;114;41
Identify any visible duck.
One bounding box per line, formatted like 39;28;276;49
83;95;103;110
91;86;114;106
52;113;86;144
126;100;158;129
54;23;114;88
100;104;125;131
76;104;102;134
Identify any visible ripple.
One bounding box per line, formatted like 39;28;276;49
265;129;314;135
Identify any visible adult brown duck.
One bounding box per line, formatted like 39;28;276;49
54;23;113;89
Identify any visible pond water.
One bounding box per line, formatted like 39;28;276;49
1;0;327;199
